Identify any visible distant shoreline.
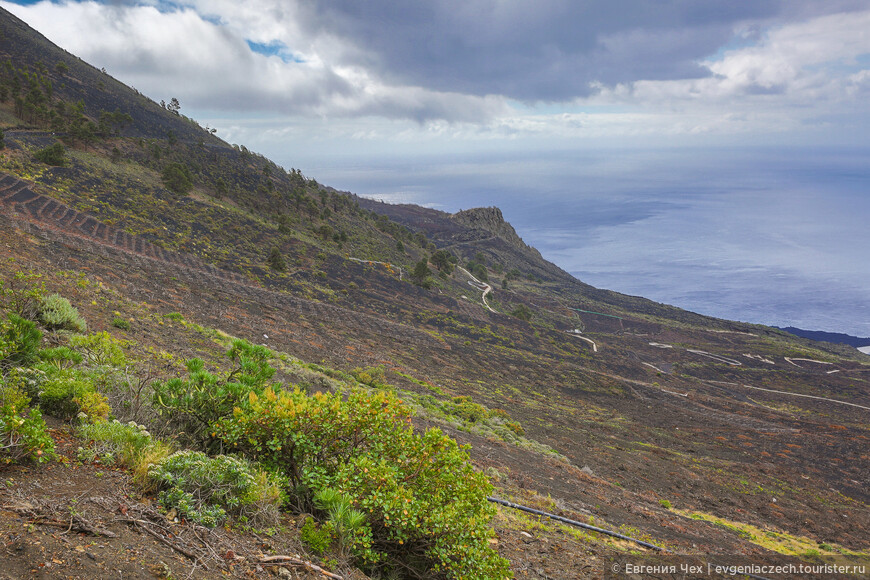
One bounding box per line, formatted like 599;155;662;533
777;326;870;349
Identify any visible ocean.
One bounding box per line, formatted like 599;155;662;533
305;146;870;338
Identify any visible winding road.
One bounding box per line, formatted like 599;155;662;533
457;266;497;313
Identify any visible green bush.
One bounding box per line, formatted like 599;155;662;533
351;365;387;388
78;420;153;464
38;294;87;332
70;332;128;367
112;317;131;331
300;516;335;556
510;304;532;322
442;395;488;424
39;369;94;420
411;259;432;288
314;487;369;560
38;346;83;370
0;314;42;369
215;387;510;579
77;420;172;484
148;451;285;527
0;382;55;464
430;249;455;274
2;366;46;401
75;389;110;423
161;162;193;194
0;271;46;320
152;339;275;447
33;142;67;166
267;247;286;271
466;261;488;283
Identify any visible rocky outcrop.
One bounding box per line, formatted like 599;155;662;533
450;207;543;259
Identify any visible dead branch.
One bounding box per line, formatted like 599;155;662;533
117;517;207;569
27;517;118;538
257;554;344;579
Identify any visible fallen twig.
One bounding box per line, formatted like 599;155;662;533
26;517;117;538
117;517;207;569
258;554;344;579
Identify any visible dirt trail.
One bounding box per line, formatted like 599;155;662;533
457;266;496;313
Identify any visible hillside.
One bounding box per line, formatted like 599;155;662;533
778;327;870;350
1;7;868;579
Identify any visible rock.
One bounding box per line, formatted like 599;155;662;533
450;207;542;258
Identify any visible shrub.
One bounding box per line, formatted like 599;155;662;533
215;387;510;579
38;346;83;370
504;420;525;436
411;259;431;288
70;332;128;367
33;142;67;166
267;247;286;272
0;382;55;464
1;271;45;319
466;261;488;283
351;365;387;388
442;395;488;424
148;451;285;527
112;317;131;330
39;370;94;420
2;366;46;401
77;420;171;484
510;304;532;322
300;516;334;556
314;487;369;561
430;249;455;274
74;390;110;423
0;314;42;369
161;162;193;194
78;420;152;462
660;499;672;509
152;339;275;447
38;294;87;332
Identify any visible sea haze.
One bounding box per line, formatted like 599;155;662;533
311;146;870;338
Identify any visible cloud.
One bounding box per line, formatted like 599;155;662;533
289;0;760;101
0;0;509;122
2;0;868;141
588;10;870;104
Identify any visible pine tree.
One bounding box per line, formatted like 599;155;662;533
267;247;286;272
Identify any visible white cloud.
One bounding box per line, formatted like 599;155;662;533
0;0;508;122
2;1;868;145
587;10;870;111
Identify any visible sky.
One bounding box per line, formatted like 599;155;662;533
3;1;870;335
4;0;870;154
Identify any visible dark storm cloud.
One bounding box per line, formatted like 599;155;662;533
293;0;799;101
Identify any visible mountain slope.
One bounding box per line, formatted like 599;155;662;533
1;7;868;578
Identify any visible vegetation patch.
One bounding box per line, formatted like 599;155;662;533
216;386;510;578
675;510;868;558
148;450;285;527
